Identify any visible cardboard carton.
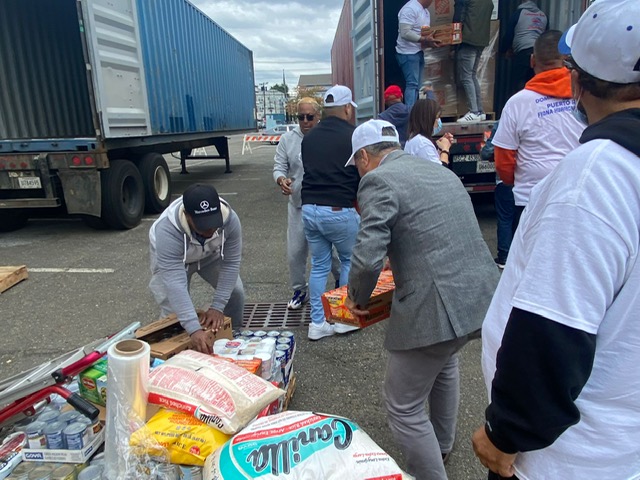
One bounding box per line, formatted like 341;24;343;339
322;270;395;328
135;313;232;360
425;23;462;46
22;429;105;464
78;359;108;406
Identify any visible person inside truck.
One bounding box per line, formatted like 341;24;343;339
453;0;495;123
395;0;443;109
404;98;454;165
344;119;499;480
492;30;584;233
378;85;411;146
148;184;245;354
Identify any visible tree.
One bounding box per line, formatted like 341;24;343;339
270;83;289;97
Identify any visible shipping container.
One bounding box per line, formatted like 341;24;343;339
0;0;255;230
331;0;589;193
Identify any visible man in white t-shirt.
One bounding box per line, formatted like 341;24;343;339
472;1;640;478
493;30;584;233
395;0;441;109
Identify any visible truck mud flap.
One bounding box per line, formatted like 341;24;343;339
57;169;101;216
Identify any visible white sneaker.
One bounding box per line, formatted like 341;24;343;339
456;111;482;123
334;323;360;334
479;113;487;121
308;321;335;341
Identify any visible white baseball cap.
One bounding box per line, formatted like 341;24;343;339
559;0;640;84
324;85;358;107
345;120;400;167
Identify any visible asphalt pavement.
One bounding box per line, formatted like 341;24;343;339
0;134;499;479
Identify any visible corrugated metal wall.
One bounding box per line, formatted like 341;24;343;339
0;0;94;140
331;0;355;92
135;0;256;134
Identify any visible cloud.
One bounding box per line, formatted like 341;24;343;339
192;0;344;88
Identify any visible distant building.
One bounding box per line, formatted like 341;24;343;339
297;74;333;97
255;88;286;122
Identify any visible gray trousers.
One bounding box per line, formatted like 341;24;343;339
457;44;485;113
384;337;469;480
150;258;245;329
287;203;340;292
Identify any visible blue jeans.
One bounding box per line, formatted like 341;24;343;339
396;51;424;109
494;182;514;262
301;205;360;325
457;44;485;113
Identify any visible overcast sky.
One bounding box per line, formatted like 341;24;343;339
193;0;344;90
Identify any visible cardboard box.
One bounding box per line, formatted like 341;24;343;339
424;23;462;46
78;359;108;407
428;0;455;26
322;271;395;328
135;313;232;360
22;429;105;464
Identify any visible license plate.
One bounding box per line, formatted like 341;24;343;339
476;161;495;173
18;177;42;189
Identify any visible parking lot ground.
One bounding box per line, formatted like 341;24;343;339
0;134;498;479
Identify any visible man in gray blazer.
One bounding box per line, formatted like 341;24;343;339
344;120;499;479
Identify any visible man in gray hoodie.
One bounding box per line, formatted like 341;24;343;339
149;184;244;354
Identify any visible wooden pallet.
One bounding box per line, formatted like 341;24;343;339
0;265;28;293
283;374;297;411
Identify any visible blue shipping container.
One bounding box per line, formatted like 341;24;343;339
136;0;256;135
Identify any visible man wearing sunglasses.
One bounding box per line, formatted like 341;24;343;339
273;98;340;310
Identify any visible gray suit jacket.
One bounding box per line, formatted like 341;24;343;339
348;150;500;351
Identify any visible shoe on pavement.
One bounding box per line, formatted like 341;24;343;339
334;323;360;334
308;321;335;341
287;289;308;310
456;111;483;123
494;257;506;270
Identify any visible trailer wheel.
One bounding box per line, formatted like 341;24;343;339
0;211;28;232
100;159;144;229
139;153;172;213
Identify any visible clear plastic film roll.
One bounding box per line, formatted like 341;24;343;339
104;339;150;479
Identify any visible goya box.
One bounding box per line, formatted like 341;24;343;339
78;359;107;406
321;270;395;328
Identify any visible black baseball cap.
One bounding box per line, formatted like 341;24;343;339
182;184;223;231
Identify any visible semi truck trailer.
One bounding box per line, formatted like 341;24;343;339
0;0;255;230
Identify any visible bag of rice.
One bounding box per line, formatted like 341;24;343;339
204;410;412;479
129;408;231;466
147;350;284;435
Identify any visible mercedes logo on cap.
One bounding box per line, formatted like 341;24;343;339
200;200;210;210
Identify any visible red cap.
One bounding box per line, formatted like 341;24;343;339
384;85;403;101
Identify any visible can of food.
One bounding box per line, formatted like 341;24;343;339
276;336;292;347
27;465;54;480
154;462;178;480
259;337;277;347
50;464;76;480
280;330;295;340
38;411;60;425
239;329;253;337
63;422;88;450
275;344;290;364
274;350;286;368
255;352;273;380
252;330;267;338
58;410;80;425
43;421;66;449
25;421;47;449
76;465;102;480
90;452;105;467
10;462;37;479
178;465;203;480
13;415;34;431
266;330;281;338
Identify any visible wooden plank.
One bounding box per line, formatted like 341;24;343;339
0;265;28;293
283;374;297;411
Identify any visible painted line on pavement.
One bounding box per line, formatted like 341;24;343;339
29;268;115;273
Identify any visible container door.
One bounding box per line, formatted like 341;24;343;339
80;0;151;138
351;0;379;123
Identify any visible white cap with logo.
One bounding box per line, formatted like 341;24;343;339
559;0;640;84
345;119;400;167
324;85;358;107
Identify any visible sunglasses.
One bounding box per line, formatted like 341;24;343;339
297;114;316;121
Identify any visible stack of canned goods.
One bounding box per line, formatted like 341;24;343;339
6;461;79;479
17;407;99;451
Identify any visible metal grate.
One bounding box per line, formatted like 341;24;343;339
242;303;311;328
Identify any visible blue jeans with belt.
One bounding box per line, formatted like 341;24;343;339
396;51;425;110
301;205;360;325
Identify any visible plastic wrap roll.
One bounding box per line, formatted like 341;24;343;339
104;339;150;480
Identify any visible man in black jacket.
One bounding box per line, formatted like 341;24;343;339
473;1;640;478
301;85;360;341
